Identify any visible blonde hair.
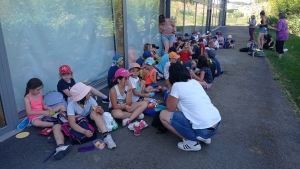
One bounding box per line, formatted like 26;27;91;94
143;43;151;51
251;15;255;19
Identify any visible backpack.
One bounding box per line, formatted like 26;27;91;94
43;91;67;108
239;47;249;52
61;116;97;144
151;110;168;134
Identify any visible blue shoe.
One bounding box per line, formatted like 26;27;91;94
17;117;30;131
149;92;155;98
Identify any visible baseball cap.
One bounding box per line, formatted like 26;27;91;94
184;33;189;36
113;68;132;81
128;63;141;71
169;52;180;59
70;82;91;101
143;50;151;58
112;54;123;62
152;44;159;49
213;36;217;39
145;57;155;65
206;49;216;58
59;65;72;76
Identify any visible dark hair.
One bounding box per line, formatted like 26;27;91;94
169;63;191;85
260;10;265;16
279;12;286;19
168;47;177;53
78;95;87;105
159;14;165;23
177;37;183;42
198;38;204;42
191;40;197;44
112;76;124;86
24;78;43;97
197;56;209;69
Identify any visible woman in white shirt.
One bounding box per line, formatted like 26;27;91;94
160;63;221;151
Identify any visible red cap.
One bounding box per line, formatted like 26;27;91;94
59;65;72;76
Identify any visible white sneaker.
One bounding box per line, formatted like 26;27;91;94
196;136;211;144
177;140;201;151
54;145;72;160
122;118;130;127
103;134;116;149
283;48;288;52
128;120;148;130
137;113;144;120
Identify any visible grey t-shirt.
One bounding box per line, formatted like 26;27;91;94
249;19;256;28
67;97;97;117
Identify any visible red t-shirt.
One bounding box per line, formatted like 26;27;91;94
178;51;191;62
199;43;205;56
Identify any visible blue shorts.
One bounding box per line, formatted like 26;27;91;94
162;35;176;43
170;111;220;141
145;83;158;88
259;27;267;34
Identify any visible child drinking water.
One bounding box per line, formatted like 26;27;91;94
24;78;66;127
68;82;117;149
190;56;213;89
143;57;161;93
57;65;109;103
128;63;152;102
109;68;148;126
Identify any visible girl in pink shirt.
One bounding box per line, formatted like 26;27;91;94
24;78;66;127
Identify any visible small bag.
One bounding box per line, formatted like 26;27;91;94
100;112;118;132
61;116;97;144
239;47;249;52
151;111;168;133
144;101;158;116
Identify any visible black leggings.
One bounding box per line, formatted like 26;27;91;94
275;40;285;54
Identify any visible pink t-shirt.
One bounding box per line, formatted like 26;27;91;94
26;94;43;121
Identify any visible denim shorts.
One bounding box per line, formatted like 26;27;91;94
259;27;267;34
162;35;176;43
170;111;220;141
145;83;158;88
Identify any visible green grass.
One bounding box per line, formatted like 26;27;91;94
256;30;300;117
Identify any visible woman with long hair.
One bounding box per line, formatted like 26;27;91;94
257;10;267;50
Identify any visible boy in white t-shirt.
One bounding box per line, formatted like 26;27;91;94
128;63;153;102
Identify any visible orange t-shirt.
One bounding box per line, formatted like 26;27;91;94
144;69;156;85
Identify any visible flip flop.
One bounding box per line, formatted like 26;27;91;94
38;128;53;136
78;146;95;152
17;116;30;131
15;132;30;139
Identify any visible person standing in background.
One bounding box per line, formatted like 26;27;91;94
248;15;256;41
271;12;289;59
257;10;267;50
159;14;176;54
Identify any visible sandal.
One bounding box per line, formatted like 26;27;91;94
38;128;53;136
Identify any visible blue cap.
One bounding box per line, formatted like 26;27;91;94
112;54;123;62
184;33;189;36
143;50;151;58
145;57;155;65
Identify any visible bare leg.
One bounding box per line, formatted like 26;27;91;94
90;87;106;98
53;124;64;145
32;118;54;128
127;101;148;121
159;110;186;140
89;111;108;133
140;80;146;94
257;34;261;49
111;109;132;120
164;42;170;54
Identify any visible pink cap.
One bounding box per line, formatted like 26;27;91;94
113;68;132;81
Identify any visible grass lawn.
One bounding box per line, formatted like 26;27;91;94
255;30;300;117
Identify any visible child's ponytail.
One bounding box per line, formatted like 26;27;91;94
24;78;43;97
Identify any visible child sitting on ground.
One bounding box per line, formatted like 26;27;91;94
142;57;161;93
128;63;153;101
57;65;109;103
109;68;148;126
136;50;152;67
25;78;66;127
225;35;235;49
68;82;116;149
190;56;213;89
107;54;124;88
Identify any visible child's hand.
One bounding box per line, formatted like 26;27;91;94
143;70;149;76
94;106;104;115
125;105;131;112
43;110;51;117
190;70;196;77
125;81;132;90
144;93;150;98
84;130;93;138
189;56;192;60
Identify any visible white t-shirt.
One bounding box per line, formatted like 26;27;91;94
67;97;97;117
170;79;221;129
129;76;141;102
164;61;171;80
214;40;219;49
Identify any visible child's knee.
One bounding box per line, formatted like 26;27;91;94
52;124;61;131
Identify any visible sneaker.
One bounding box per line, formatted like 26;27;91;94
196;136;211;144
177;140;201;151
283;48;288;52
122;118;130;127
149;92;155;98
128;120;148;130
54;145;72;160
133;122;141;136
102;98;109;103
137;113;144;120
103;134;116;149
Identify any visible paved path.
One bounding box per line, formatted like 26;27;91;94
0;26;300;169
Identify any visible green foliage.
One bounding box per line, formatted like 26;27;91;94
227;9;235;13
267;15;279;27
287;16;300;36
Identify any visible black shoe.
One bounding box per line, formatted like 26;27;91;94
102;98;109;103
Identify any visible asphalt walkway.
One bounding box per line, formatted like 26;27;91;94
0;26;300;169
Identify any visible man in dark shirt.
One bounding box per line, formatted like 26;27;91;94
263;32;274;50
191;40;200;60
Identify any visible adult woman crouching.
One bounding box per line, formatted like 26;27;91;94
274;12;289;59
159;63;221;151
